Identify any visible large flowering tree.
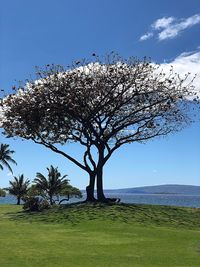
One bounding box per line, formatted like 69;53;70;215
0;54;197;202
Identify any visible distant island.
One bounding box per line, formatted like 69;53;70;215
103;184;200;196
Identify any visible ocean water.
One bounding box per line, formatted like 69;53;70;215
1;193;200;208
104;193;200;208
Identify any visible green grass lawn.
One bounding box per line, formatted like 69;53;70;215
0;203;200;267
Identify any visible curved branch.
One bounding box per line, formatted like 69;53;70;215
86;144;97;170
59;197;69;204
32;138;88;172
83;142;96;171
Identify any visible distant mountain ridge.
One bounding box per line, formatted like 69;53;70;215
104;184;200;195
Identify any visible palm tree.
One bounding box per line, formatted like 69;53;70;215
34;165;69;205
0;144;17;173
6;174;30;205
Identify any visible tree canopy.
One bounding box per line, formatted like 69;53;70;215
0;54;197;202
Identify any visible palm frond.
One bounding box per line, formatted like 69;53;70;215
0;143;17;173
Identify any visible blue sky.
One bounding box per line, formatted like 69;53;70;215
0;0;200;189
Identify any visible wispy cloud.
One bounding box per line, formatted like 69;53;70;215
140;14;200;41
152;17;175;30
140;32;153;41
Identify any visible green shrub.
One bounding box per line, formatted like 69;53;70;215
0;188;6;197
23;196;50;211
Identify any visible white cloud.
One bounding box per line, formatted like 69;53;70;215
152;17;174;30
160;50;200;96
6;172;13;177
158;27;179;40
139;32;153;41
140;14;200;41
159;14;200;40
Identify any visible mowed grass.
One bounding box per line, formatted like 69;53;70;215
1;203;200;267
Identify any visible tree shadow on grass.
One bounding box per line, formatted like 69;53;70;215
6;202;200;229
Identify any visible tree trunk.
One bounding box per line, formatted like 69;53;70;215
86;173;96;202
49;195;54;205
17;196;20;205
96;166;107;202
96;147;107;202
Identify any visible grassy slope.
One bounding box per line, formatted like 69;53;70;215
0;203;200;267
